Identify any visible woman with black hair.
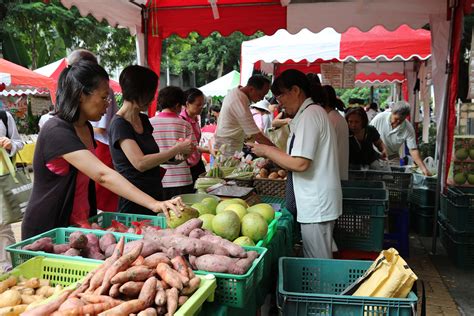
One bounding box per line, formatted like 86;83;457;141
180;88;209;184
345;107;388;170
22;61;186;239
247;69;342;259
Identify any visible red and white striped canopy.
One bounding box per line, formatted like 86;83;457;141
241;25;431;84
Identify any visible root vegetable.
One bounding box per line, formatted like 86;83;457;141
68;231;88;249
104;243;117;258
20;294;43;304
178;295;188;306
143;253;170;268
0;304;27;315
199;235;247;258
89;237;124;293
20;277;40;289
98;299;145;316
70;270;94;298
99;233;117;253
194;255;241;274
16;287;34;296
154;288;166;306
0;276;17;294
36;285;56;297
57;301;121;316
109;284;120;298
166;288;179;316
84;233;105;260
235;251;259;273
0;289;21;307
175;218;203;236
155;306;166;315
137;307;157;316
155;263;183;290
23;237;54;253
53;244;70;254
58;297;84;311
21;289;71;316
77;293;122;305
189;228;206;239
99;241;143;294
119;281;144;297
147;235;230;257
111;266;154;284
171;256;190;279
131;256;145;267
181;276;201;296
187;267;195;279
138;277;157;308
62;248;81;257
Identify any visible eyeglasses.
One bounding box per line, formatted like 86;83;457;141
102;95;112;104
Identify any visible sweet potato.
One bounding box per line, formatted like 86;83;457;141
99;233;117;253
99;241;143;294
181;276;201;295
83;234;105;260
119;281;144;297
199;234;247;258
0;304;27;315
58;297;84;311
19;277;40;289
53;243;70;254
137;307;158;316
77;293;121;305
23;237;54;253
166;287;179;316
188;228;206;239
155;263;183;290
21;289;71;316
147;235;230;257
125;240;161;258
0;276;17;294
178;295;188;306
138;277;157;308
143;253;170;268
187;267;195;279
68;231;88;249
69;270;95;298
155;306;166;315
104;243;117;258
98;299;145;316
36;285;56;297
131;256;145;266
171;256;190;279
109;284;121;298
0;289;21;307
235;250;259;273
56;301;122;316
194;254;242;274
111;266;154;284
175;218;203;236
62;248;81;257
154;288;166;306
20;294;44;304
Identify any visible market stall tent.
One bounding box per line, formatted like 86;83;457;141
0;58;57;103
34;58;123;94
199;70;240;97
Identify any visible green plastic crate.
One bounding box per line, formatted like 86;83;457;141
6;228;142;267
88;212;167;230
410;188;436;207
335;188;388;251
348;169;413;190
410;205;435;237
175;193;221;206
260;195;286;209
176;275;217;316
443;198;474;233
439;193;448;218
439;220;474;269
256;212;282;247
341;180;386;189
0;257;98;287
277;257;418;316
389;189;411;208
446;186;474;207
194;246;267;309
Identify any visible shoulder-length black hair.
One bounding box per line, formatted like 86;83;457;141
345;107;369;128
158;86;186;111
119;65;159;107
56;60;109;122
271;69;311;100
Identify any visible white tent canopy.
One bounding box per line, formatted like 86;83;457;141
199;70;241;97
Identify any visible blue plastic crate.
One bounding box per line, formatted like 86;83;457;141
277;257;418;316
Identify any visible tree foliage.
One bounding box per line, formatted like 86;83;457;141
0;0;136;71
336;86;392;109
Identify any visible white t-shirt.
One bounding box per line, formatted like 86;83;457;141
38;112;53;130
288;98;343;224
370;111;417;157
215;87;260;155
327;110;349;180
366;109;378;122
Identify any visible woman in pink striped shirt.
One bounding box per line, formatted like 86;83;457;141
150;86;197;200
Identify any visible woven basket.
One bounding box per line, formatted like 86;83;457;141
254;178;286;198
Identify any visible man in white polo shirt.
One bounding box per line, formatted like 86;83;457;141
247;69;342;259
215;75;274;155
370;101;431;175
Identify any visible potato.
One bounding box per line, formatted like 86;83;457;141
268;172;279;179
36;286;55;298
0;304;27;315
0;289;21;307
20;294;44;304
277;169;287;178
259;168;269;178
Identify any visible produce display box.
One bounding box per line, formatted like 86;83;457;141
341;179;386;189
88;212;167;229
194;246;267;309
439;219;474;269
388;188;411;208
277;257;418;316
348;169;413;190
6;228;141;267
335;188;388;251
0;256;98;287
175;275;217;316
255;211;283;247
254;177;286;198
446;186;474;207
410;205;435;236
412;173;438;190
174;193;221;206
443;195;474;233
409;188;436;207
260;195;287;209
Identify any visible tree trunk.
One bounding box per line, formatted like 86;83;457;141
217;59;224;78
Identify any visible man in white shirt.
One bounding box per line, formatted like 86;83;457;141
214;75;274;155
247;70;342;259
0;109;24;272
370;101;431;175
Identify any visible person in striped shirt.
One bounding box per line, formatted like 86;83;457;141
150;86;197;200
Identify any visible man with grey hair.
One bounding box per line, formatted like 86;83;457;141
66;49;120;211
370;101;431;175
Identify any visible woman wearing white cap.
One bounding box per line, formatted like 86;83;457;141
250;99;273;136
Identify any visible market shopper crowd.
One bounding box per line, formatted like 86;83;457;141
0;49;435;272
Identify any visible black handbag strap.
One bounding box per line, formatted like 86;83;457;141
412;280;426;316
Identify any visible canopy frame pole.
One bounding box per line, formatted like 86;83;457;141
130;0;149;66
431;0;458;254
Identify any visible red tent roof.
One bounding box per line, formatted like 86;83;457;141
0;58;57;103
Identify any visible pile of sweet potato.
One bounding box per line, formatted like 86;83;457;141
0;275;64;315
22;237;202;316
22;232;119;260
